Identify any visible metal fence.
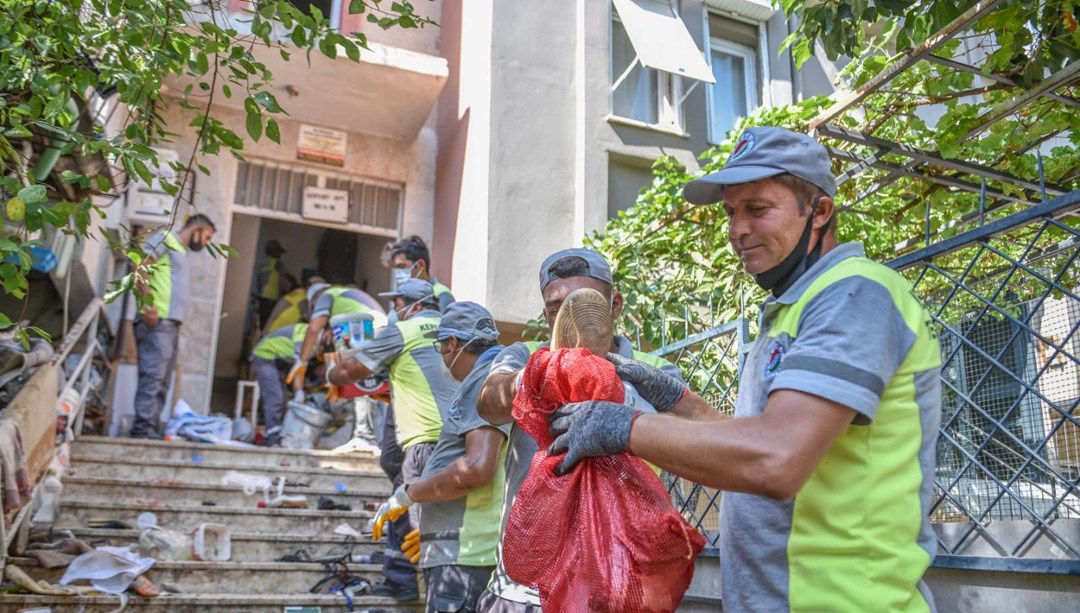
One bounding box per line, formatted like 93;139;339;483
651;189;1080;562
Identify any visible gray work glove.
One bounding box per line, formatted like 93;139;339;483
606;353;687;412
547;400;639;476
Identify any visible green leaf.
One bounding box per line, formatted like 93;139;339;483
349;0;366;14
0;312;11;330
194;51;210;75
17;185;47;204
251;91;284;114
6;198;26;222
246;107;263;142
266;118;281;144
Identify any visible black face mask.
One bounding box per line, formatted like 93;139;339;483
187;237;206;252
752;196;830;298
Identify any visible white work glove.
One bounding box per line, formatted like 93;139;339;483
371;483;413;541
292;390;305;403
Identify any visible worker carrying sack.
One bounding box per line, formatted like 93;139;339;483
503;289;705;612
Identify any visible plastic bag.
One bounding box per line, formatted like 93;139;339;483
503;347;705;613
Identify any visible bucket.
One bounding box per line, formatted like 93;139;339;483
329;312;374;352
192;523;231;561
281;401;332;450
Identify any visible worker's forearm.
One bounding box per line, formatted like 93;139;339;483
328;358;372;386
406;429;503;503
298;317;327;362
628;413;787;498
477;370;517;425
406;457;494;503
669;391;730;422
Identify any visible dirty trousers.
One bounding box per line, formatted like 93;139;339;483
132;319;180;436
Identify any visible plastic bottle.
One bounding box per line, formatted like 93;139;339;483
30;473;63;525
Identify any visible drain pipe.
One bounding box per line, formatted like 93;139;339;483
787;14;803;104
31;94;80;182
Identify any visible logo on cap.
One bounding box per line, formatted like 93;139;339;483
729;131;755;164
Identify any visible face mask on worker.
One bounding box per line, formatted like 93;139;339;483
394;300;420;322
752;196;830;298
392;262;418;288
439;338;472;382
187;231;207;252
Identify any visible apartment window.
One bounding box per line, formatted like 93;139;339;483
707;13;764;143
708;40;757;143
610;0;714;132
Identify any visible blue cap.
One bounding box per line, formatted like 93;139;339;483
683;127;837;204
538;248;613;292
378;278;435;303
425;301;500;342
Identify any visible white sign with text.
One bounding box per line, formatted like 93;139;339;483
302;186;349;223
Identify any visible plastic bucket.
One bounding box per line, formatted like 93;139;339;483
192;523;231;561
329;312;374;352
281;401;332;450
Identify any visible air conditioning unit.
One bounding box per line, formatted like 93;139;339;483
705;0;776;22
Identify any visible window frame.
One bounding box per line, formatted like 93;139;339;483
608;4;687;134
706;36;759;145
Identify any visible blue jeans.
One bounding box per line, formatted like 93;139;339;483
132;319;180;437
251;356;288;445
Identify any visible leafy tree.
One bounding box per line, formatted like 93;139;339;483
0;0;433;341
589;0;1079;353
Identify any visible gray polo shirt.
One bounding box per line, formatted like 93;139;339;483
721;243;941;612
418;345;510;569
485;337;684;604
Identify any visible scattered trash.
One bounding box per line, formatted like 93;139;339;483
232;417;255;443
131;574;160;597
335;483;347;493
191;455;203;464
5;563;87;595
201;501;217;506
351;551;384;564
262;476;308;508
138;526;193;561
192;523;231;561
333;523;363;539
277;549;312;563
281;401;332;450
86;519;132;530
137;512;158;530
30;472;63;526
220;470;273;496
161;582;185;593
165;400;255;446
317;496;351;511
59;545;155;594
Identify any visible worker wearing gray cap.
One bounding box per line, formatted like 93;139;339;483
328;277;459;602
371;301;508;612
474;247;699;612
546;127;943;612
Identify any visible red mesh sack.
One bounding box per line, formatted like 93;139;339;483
503;347;705;612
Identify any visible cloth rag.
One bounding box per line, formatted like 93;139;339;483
0;418;31;526
59;545;156;594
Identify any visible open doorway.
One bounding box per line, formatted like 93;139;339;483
211;213;394;411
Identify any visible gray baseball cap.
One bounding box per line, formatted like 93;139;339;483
683;127;837;205
424;301;500;342
378;278;435;303
538;248;613;292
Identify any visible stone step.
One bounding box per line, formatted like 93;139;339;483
20;560;400;596
72;435;383;472
2;592;423;612
57;499;375;537
68;454;388;491
63;476;388;508
70;527;383;561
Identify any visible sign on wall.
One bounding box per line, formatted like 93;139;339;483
297;124;347;167
302;186;349;223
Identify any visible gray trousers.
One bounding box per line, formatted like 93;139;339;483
381;404;417;592
352;396;378;443
424;565;494;613
132;319;180;437
251;357;287;445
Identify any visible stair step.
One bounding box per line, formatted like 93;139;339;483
58;499;375;536
64;476;387;508
68;455;388;490
72;435;383;472
69;528;384;561
1;592;423;612
21;560;394;595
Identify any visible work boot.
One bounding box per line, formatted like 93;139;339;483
369;581;420;602
551;287;614;356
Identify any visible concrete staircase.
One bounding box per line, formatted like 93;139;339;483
6;435;424;612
